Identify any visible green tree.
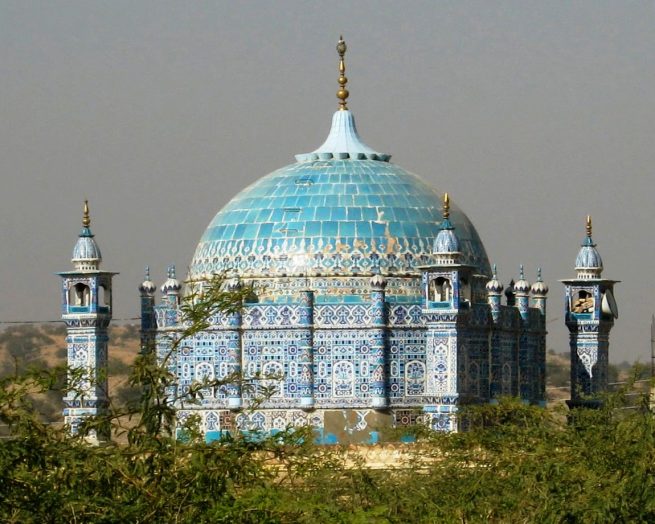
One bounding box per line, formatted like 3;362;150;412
1;276;655;522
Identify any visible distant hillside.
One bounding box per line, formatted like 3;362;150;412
0;323;141;424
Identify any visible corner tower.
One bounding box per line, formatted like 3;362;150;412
58;202;117;440
562;216;618;408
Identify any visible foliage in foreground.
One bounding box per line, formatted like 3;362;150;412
1;369;655;523
2;275;654;522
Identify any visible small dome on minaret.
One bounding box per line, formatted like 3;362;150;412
71;200;102;271
433;193;462;264
513;265;531;294
575;215;603;279
486;264;504;294
161;265;182;294
531;267;549;296
139;266;157;295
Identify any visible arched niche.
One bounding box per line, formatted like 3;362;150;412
429;276;452;302
98;284;111;308
69;282;91;307
571;290;594;314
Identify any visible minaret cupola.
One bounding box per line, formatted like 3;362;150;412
531;267;549;297
71;200;102;271
575;215;603;279
485;264;504;294
139;266;157;295
513;265;531;295
161;265;182;295
433;193;462;265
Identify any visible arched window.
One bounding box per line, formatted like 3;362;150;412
99;284;110;307
196;362;215;399
429;277;452;302
70;283;90;307
572;290;594;313
405;361;426;396
262;361;284;398
333;361;354;397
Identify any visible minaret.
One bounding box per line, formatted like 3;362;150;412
58;201;117;441
562;216;619;408
421;193;474;431
514;265;531;321
486;264;504;320
139;266;157;352
161;265;182;308
531;268;549;406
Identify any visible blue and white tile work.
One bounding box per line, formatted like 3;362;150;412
138;94;551;443
563;217;618;408
58;202;117;443
60;41;616;443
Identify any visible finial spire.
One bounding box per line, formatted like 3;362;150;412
536;267;542;282
492;263;497;278
586;215;592;238
145;266;150;280
336;36;349;110
443;192;450;220
82;200;90;228
519;264;525;280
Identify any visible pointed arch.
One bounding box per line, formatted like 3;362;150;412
405;360;426;396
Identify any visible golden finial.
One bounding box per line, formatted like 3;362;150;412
586;215;592;238
336;36;349;110
82;200;90;228
443;192;450;220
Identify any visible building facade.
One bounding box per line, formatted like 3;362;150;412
143;39;549;443
59;39;616;443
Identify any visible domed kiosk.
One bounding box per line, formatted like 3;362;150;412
138;39;548;442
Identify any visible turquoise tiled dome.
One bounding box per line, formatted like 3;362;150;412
189;110;490;280
190;166;490;279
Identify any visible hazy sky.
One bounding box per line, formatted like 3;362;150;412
1;1;653;363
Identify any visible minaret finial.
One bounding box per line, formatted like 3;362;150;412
537;267;542;282
443;192;450;220
336;36;349;110
492;263;497;278
145;265;150;280
519;264;525;280
82;200;90;228
586;215;592;238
